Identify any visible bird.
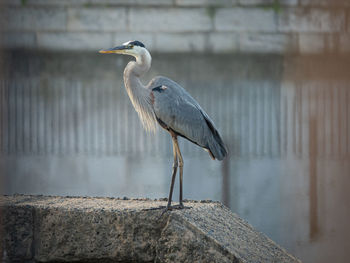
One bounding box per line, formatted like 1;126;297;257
99;40;227;211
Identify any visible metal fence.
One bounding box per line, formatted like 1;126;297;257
1;77;349;159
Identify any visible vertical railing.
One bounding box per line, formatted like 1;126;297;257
0;77;349;159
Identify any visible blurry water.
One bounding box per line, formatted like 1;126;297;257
0;51;349;263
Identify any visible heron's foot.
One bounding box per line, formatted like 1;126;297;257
159;206;171;218
157;204;191;219
142;204;189;212
162;203;189;212
172;203;185;209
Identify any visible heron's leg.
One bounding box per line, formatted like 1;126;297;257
174;138;184;208
166;135;178;208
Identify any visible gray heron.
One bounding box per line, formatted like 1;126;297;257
99;40;227;211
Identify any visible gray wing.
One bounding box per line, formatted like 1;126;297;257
148;76;227;160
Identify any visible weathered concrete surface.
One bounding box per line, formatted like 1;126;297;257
0;195;301;262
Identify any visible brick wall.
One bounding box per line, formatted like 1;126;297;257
0;0;349;53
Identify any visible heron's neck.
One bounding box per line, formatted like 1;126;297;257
122;50;157;132
123;51;151;91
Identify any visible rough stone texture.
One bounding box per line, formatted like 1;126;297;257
1;204;34;261
0;195;301;263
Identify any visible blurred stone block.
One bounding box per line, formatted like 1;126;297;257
208;32;239;53
279;0;298;5
324;34;338;53
0;7;66;31
298;34;325;53
299;0;350;6
25;0;89;5
67;7;127;32
215;8;276;32
129;8;212;32
238;0;273;4
239;0;298;5
89;0;173;5
0;32;36;49
154;33;206;52
339;35;350;53
0;0;172;6
277;8;345;33
0;0;21;5
240;33;293;53
37;32;113;51
175;0;236;6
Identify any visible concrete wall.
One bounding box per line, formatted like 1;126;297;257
0;0;349;53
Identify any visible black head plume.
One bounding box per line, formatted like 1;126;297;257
128;40;145;48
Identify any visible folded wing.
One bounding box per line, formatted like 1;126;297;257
149;76;227;160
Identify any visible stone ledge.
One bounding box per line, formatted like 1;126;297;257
0;195;301;262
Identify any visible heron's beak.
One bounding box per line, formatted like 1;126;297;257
99;45;127;54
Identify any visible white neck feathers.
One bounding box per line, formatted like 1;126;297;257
123;49;157;132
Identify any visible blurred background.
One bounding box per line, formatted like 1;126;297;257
0;0;349;262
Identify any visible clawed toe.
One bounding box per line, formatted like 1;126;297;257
158;206;171;219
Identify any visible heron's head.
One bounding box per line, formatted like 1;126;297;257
99;40;146;58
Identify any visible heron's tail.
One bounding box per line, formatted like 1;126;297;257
207;133;227;161
204;118;227;161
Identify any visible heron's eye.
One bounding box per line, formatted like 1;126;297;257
128;44;134;49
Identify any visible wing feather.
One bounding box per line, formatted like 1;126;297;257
149;76;227;160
